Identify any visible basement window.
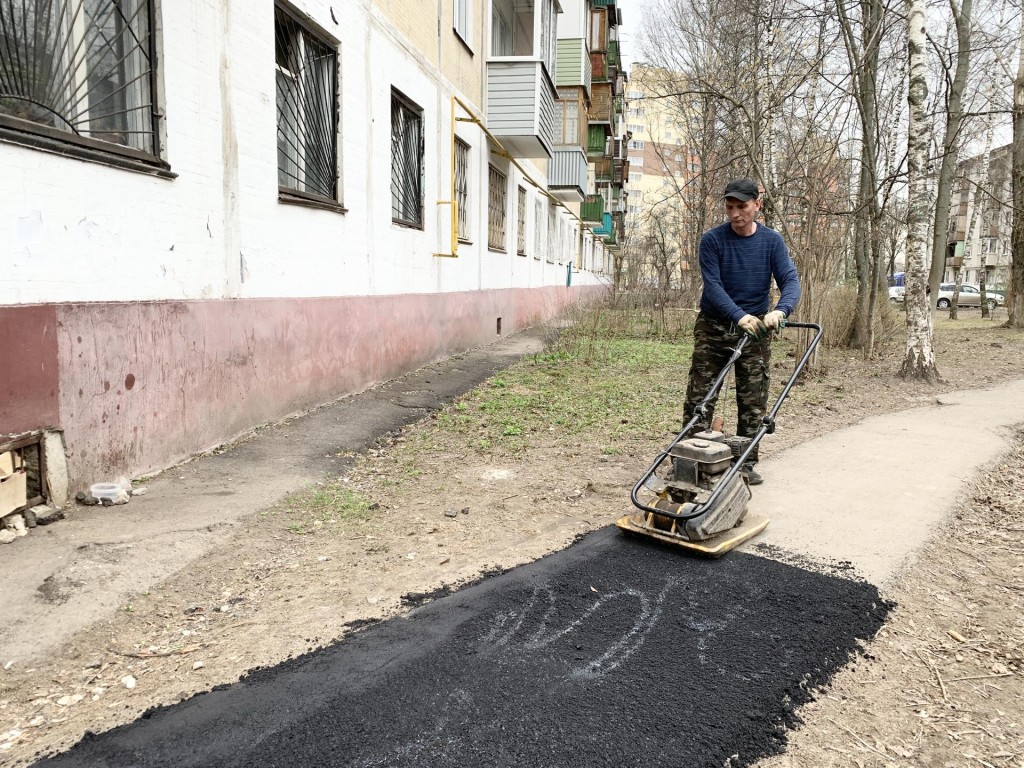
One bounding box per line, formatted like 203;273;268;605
0;436;47;518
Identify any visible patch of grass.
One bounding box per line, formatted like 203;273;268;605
428;329;695;454
282;482;376;535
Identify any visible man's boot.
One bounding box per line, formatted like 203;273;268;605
742;463;763;485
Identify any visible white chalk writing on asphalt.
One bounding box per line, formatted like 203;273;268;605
481;579;675;679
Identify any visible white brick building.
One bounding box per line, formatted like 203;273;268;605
0;0;614;492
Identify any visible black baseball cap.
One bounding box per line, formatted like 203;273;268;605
723;179;760;201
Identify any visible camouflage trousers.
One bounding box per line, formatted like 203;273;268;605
682;313;771;463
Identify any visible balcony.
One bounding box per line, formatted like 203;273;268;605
592;212;613;236
590;81;613;124
607;40;620;69
587;125;609;157
581;194;605;222
549;147;588;202
487;0;559;158
487;61;558;158
611;157;626;184
556;38;592;96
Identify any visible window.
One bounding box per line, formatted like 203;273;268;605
454;0;471;45
391;89;424;227
517;186;527;255
534;199;543;260
546;204;557;263
631;156;644;167
491;0;556;71
627;123;643;134
554;99;580;145
629;140;645;150
0;0;159;163
488;165;507;250
629;172;643;183
455;138;470;240
276;4;339;202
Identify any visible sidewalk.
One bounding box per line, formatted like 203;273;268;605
0;330;550;664
750;378;1024;585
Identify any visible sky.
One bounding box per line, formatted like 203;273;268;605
614;0;642;74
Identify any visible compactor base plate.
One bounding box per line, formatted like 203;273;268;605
614;512;769;557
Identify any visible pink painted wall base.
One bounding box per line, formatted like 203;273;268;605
1;286;605;490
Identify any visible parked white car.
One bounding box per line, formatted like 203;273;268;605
936;283;1005;309
888;286;905;303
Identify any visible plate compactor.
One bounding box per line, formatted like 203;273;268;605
616;321;823;556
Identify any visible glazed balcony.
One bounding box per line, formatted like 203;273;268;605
487;0;560;158
486;61;557;158
555;38;592;96
581;194;605;222
549;147;589;202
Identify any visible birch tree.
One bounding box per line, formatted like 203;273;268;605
1009;15;1024;329
901;0;941;380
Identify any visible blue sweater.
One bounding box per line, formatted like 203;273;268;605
698;222;800;324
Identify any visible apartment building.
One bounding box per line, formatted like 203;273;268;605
0;0;626;497
565;0;629;259
622;64;702;282
946;144;1012;291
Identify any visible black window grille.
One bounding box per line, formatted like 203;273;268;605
455;137;469;239
546;204;556;263
487;165;507;250
516;186;527;255
533;198;543;260
0;0;158;159
275;3;338;202
391;89;423;227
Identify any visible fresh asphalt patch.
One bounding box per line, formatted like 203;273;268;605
33;528;891;768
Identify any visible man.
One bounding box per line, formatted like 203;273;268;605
682;178;800;485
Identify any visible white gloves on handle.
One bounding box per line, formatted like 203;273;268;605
763;310;787;332
737;314;768;340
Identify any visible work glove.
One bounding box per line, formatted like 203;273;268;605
764;310;787;332
737;314;768;340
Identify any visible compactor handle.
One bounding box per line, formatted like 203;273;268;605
629;321;823;521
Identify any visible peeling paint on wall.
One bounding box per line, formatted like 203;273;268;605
40;287;603;489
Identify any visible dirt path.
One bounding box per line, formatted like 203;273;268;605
2;311;1023;767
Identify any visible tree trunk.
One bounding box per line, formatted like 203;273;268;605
927;0;973;302
1008;15;1024;328
901;0;941;381
843;0;884;351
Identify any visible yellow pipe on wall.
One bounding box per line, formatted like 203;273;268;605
434;93;598;269
434;96;459;258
